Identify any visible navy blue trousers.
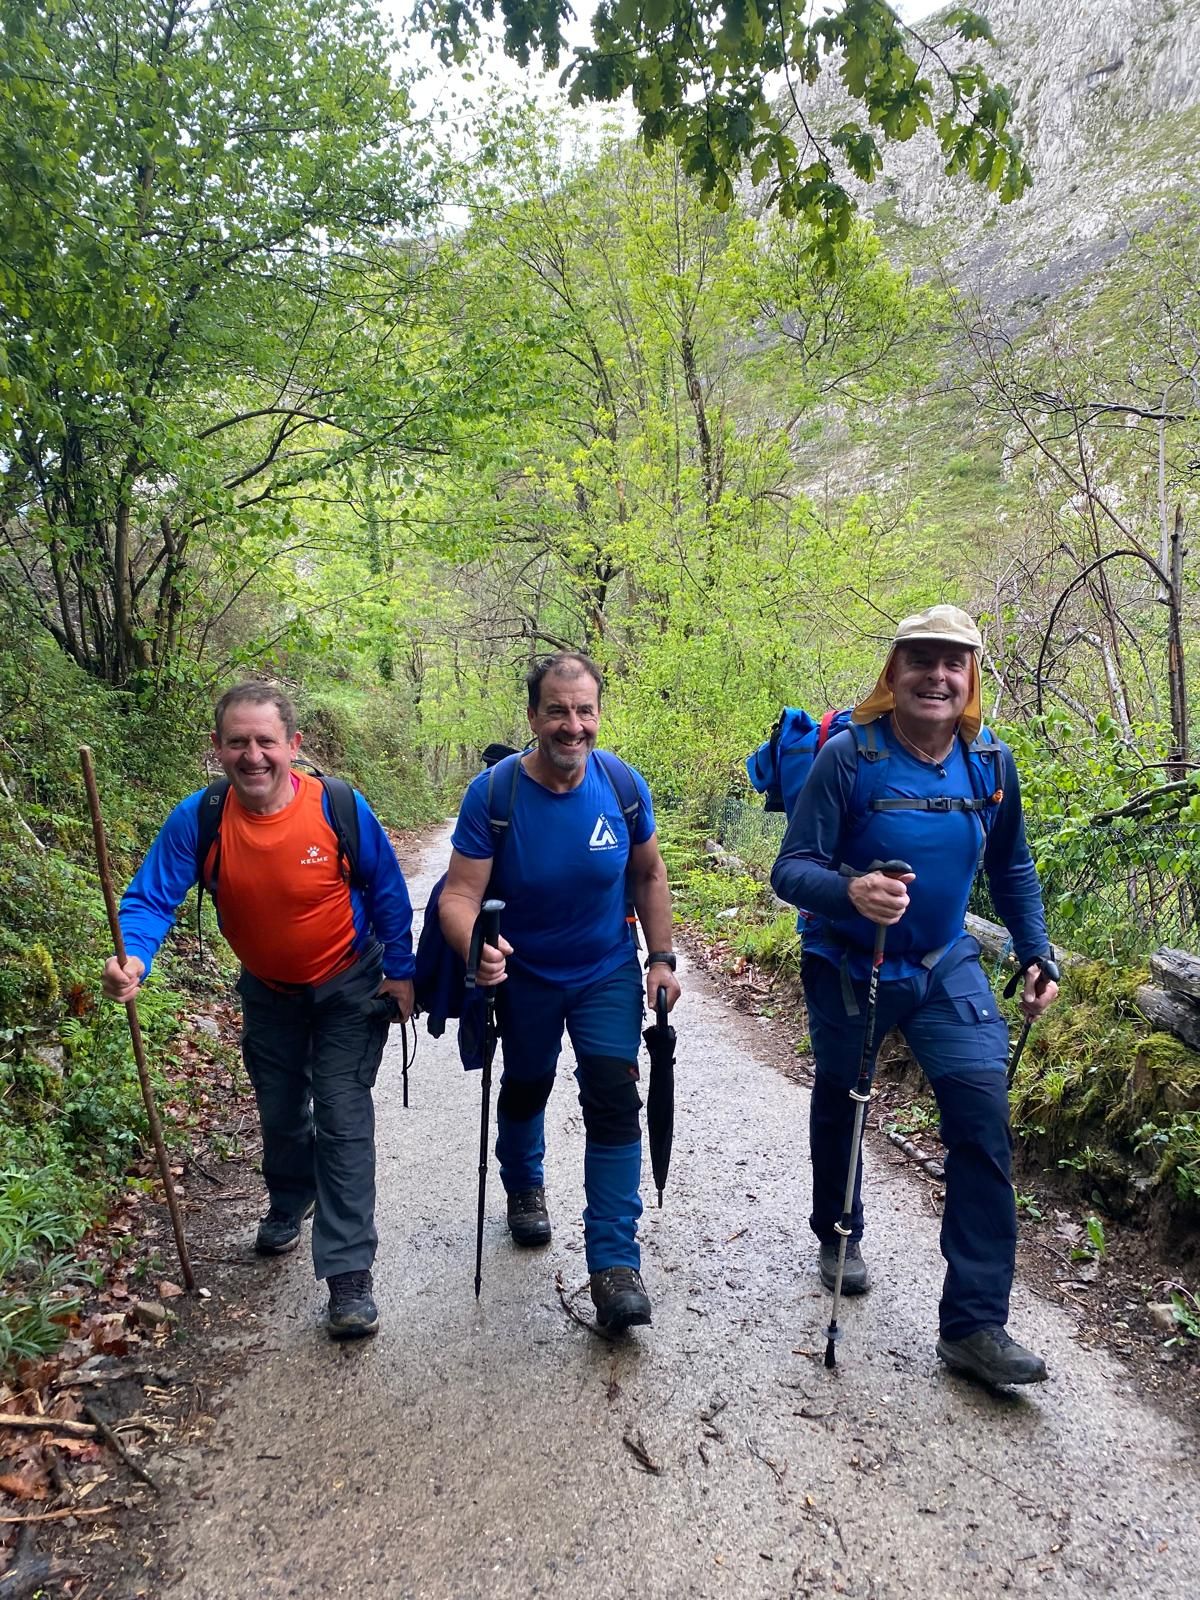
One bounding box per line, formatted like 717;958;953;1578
494;954;644;1273
802;940;1015;1340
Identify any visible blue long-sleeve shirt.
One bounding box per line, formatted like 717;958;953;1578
770;719;1049;980
119;784;415;983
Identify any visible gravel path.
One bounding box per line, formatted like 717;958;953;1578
161;823;1200;1599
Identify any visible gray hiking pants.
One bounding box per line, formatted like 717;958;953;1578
237;951;389;1280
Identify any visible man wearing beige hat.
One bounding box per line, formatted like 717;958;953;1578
772;605;1059;1387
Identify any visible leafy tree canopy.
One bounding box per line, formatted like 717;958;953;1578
418;0;1031;258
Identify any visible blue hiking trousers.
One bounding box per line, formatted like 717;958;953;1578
493;953;645;1273
802;937;1015;1341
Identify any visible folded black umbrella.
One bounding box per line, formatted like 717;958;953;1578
642;985;676;1207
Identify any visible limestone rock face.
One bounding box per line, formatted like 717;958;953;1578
772;0;1200;303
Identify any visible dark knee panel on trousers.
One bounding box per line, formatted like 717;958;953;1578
577;1055;642;1146
498;1072;556;1123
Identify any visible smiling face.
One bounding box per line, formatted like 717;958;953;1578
886;642;973;740
527;667;600;779
212;702;302;814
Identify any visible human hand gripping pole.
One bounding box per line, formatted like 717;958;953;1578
469;899;505;1299
824;859;913;1371
80;747;195;1292
1004;953;1061;1088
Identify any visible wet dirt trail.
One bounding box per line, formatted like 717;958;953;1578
161;824;1200;1599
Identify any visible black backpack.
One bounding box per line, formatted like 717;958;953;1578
193;771;362;936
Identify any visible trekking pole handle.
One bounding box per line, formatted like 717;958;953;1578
465;899;505;991
656;985;669;1030
1003;952;1060;999
871;860;913;960
878;859;913;879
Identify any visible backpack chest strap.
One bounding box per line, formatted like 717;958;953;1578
870;795;992;815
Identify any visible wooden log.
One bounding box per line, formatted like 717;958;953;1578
1149;948;1200;1003
1135;985;1200;1053
964;912;1078;971
964;912;1012;963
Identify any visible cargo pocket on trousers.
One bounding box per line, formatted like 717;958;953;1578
356;997;392;1088
937;966;1008;1071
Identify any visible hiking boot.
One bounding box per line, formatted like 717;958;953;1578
936;1326;1048;1387
590;1267;652;1332
506;1186;552;1247
254;1201;315;1256
818;1238;871;1295
326;1270;379;1340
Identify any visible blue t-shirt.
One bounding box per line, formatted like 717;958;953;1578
450;753;656;987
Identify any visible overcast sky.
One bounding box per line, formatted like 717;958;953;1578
399;2;944;139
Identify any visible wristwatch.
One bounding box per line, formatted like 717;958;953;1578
645;950;677;971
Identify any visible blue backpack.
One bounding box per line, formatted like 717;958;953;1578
414;750;642;1041
746;707;1004;841
746;707;854;817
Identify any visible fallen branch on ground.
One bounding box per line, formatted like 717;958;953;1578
0;1415;98;1439
886;1130;945;1181
82;1404;160;1493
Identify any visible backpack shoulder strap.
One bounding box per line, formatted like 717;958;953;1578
485;752;523;863
195;780;230;886
965;725;1005;828
194;779;231;952
594;749;642;830
317;775;364;887
850;719;890;764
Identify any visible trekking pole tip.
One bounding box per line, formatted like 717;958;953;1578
824;1337;837;1369
657;1188;664;1209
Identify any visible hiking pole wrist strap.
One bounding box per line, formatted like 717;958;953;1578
1003;952;1060;999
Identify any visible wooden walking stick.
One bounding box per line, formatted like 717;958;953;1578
79;747;195;1291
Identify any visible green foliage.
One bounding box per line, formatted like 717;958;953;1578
1135;1114;1200;1205
1165;1286;1200;1343
0;0;449;690
732;914;803;981
887;1098;939;1138
994;713;1200;961
0;1167;87;1371
299;679;437;829
421;0;1029;253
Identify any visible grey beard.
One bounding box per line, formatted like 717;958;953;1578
545;737;595;771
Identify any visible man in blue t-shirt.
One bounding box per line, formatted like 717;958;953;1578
772;606;1059;1388
440;652;681;1332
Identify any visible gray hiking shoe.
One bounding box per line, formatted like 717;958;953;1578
818;1239;871;1295
506;1186;552;1247
590;1267;652;1332
937;1326;1048;1387
326;1270;379;1340
254;1201;315;1256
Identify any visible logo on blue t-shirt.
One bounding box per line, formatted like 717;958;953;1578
588;814;619;850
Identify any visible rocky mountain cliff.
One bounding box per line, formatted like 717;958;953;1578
796;0;1200;307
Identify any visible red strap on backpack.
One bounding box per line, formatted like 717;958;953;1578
816;707;840;751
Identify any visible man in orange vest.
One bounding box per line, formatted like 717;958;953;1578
102;683;414;1340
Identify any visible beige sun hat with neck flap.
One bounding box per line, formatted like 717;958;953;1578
851;604;985;742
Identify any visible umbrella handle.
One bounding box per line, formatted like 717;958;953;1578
656;984;668;1029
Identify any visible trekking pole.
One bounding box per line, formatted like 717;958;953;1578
1004;954;1061;1088
824;858;912;1371
80;747;195;1292
470;898;504;1299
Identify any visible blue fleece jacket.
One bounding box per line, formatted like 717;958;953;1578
770;718;1049;980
